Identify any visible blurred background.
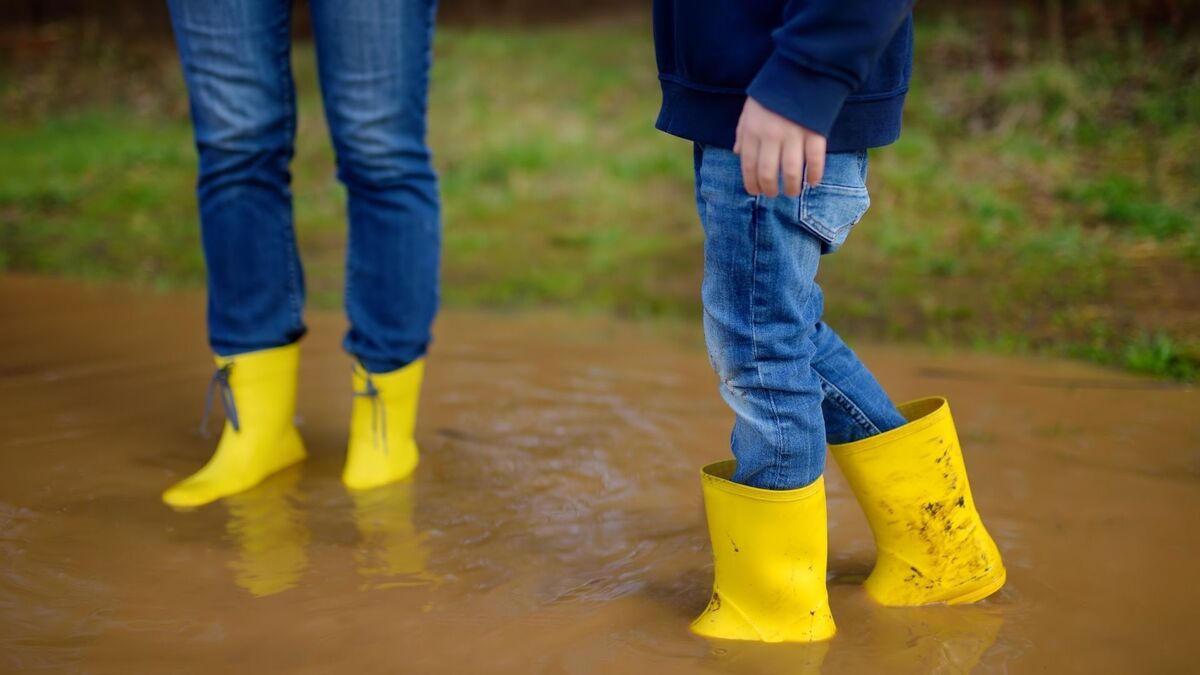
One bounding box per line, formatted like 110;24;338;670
1;0;1197;380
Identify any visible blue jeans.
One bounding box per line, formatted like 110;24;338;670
694;144;908;490
168;0;440;373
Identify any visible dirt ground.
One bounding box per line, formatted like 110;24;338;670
1;275;1197;673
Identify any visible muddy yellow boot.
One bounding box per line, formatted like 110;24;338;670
691;460;837;643
163;344;306;508
343;359;424;491
830;396;1006;606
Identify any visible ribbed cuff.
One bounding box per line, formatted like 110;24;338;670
747;52;854;137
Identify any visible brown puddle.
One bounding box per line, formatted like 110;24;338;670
1;274;1197;673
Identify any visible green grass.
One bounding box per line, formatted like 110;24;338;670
1;16;1197;380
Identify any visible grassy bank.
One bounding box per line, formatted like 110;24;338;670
1;16;1197;379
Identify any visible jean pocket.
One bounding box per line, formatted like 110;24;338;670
797;152;871;254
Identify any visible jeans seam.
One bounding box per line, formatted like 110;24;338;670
816;370;883;437
749;195;787;491
277;12;303;334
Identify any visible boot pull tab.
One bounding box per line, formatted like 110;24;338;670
200;362;239;437
353;367;388;454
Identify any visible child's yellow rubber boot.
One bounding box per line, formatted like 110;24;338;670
830;397;1006;606
163;344;306;508
343;359;424;491
691;460;837;643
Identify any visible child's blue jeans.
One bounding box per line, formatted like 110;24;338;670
167;0;440;373
694;143;908;490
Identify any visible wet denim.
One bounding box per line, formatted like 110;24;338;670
167;0;440;373
694;144;908;490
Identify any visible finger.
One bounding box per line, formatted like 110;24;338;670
804;134;827;187
781;137;805;197
741;138;760;195
757;138;782;198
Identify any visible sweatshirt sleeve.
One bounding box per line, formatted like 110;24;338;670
747;0;914;137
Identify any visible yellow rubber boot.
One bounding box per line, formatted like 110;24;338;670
691;460;837;643
830;397;1006;606
343;359;424;491
163;344;306;508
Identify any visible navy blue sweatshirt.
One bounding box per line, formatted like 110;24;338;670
654;0;915;153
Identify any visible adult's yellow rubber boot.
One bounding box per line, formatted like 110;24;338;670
163;344;306;508
343;359;424;491
691;460;837;643
830;397;1006;606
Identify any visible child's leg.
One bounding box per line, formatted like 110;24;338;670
690;143;873;642
696;143;825;490
811;320;908;444
695;143;900;489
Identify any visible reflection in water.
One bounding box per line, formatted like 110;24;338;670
707;640;830;675
223;468;310;597
351;479;435;590
697;601;1001;675
222;467;433;597
860;603;1004;674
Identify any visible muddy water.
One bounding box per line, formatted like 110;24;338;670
1;275;1197;674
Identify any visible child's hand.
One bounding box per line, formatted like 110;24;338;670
734;97;827;197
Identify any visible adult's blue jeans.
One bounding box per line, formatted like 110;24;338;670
167;0;440;373
694;144;908;490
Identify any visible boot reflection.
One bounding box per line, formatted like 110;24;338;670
223;466;309;597
706;639;830;675
863;603;1004;674
351;478;435;590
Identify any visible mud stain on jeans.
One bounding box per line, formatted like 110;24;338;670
0;274;1197;674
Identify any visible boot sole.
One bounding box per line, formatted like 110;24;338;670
866;566;1007;607
944;567;1007;605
